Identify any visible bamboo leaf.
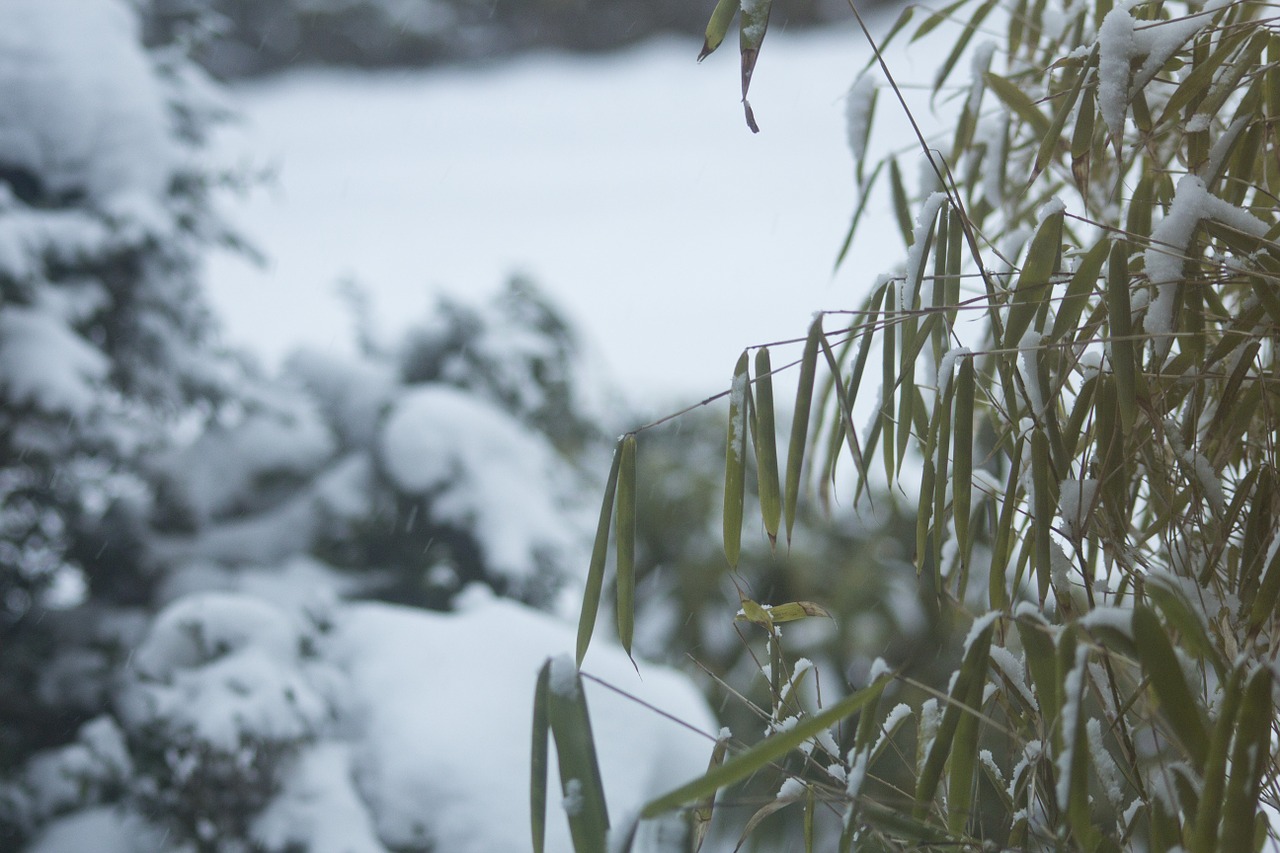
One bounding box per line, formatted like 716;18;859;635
953;358;975;569
932;0;999;98
616;434;637;658
531;660;551;853
753;347;782;545
1220;667;1273;852
724;352;749;566
738;0;773;132
1017;613;1060;735
1051;237;1108;344
547;658;611;850
1031;429;1053;605
917;616;995;818
785;318;822;544
835;159;885;271
1189;667;1243;853
577;442;624;666
698;0;738;61
642;673;893;818
691;735;730;853
985;72;1054;138
1132;606;1209;769
1005;205;1064;349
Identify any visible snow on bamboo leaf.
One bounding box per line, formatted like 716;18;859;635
616;434;637;659
576;440;624;666
544;655;610;851
531;660;551;853
738;0;772;132
724;352;749;566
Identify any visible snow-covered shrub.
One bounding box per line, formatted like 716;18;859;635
0;0;241;781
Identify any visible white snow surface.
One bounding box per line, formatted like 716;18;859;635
379;384;583;580
332;595;716;853
205;25;907;404
0;0;174;202
0;305;109;416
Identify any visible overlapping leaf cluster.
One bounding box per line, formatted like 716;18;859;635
538;0;1280;849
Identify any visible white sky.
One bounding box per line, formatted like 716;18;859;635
205;20;914;411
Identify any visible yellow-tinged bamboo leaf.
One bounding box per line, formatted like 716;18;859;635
641;672;893;818
698;0;738;61
531;660;551;853
1070;83;1095;194
724;352;749;566
1220;667;1273;852
835;159;885;270
577;442;624;666
888;157;914;247
752;348;782;545
735;792;799;850
691;735;730;853
547;657;610;850
785;318;821;544
735;597;774;628
1132;606;1209;769
1032;61;1088;183
616;434;637;658
1005;205;1064;349
817;330;870;493
953;359;975;569
762;601;832;623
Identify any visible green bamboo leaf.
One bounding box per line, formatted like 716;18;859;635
1220;667;1273;853
1106;240;1137;436
953;358;975;570
616;434;637;657
1070;83;1095;194
1005;205;1064;349
917;616;996;818
531;660;551;853
932;0;999;98
1156;25;1251;129
1132;606;1210;769
547;657;610;850
784;318;822;544
1238;467;1275;606
1031;428;1053;605
1246;527;1280;638
910;0;967;43
881;306;897;483
861;4;915;73
1051;237;1108;344
724;352;750;566
642;672;893;818
577;442;624;666
698;0;738;61
1032;61;1088;183
1017;611;1060;734
888;157;914;247
989;439;1023;611
803;785;815;853
1063;647;1091;846
752;347;782;545
835;159;885;271
1148;582;1224;677
985;72;1054;138
738;0;773;132
1189;667;1243;853
946;623;990;834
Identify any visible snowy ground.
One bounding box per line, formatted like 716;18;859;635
205;20;913;409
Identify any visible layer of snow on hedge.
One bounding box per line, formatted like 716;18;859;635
380;384;580;581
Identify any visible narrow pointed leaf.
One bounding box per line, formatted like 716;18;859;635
699;0;738;61
547;659;611;850
785;318;822;544
738;0;773;132
691;735;730;853
642;673;893;818
531;660;552;853
953;358;975;568
1132;606;1209;768
724;352;750;566
1220;667;1273;852
616;434;637;657
577;442;624;666
753;347;782;545
1005;205;1063;349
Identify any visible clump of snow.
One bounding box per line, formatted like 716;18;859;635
963;610;1002;653
379;384;581;582
1058;478;1098;540
549;653;580;698
24;806;172;853
776;777;807;801
1145;175;1270;341
990;645;1037;709
1097;7;1136;141
729;368;748;463
936;347;971;394
1018;329;1048;415
902;192;950;311
1079;605;1135;639
287;349;398;448
562;778;584;816
0;0;175;203
0;306;109;416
